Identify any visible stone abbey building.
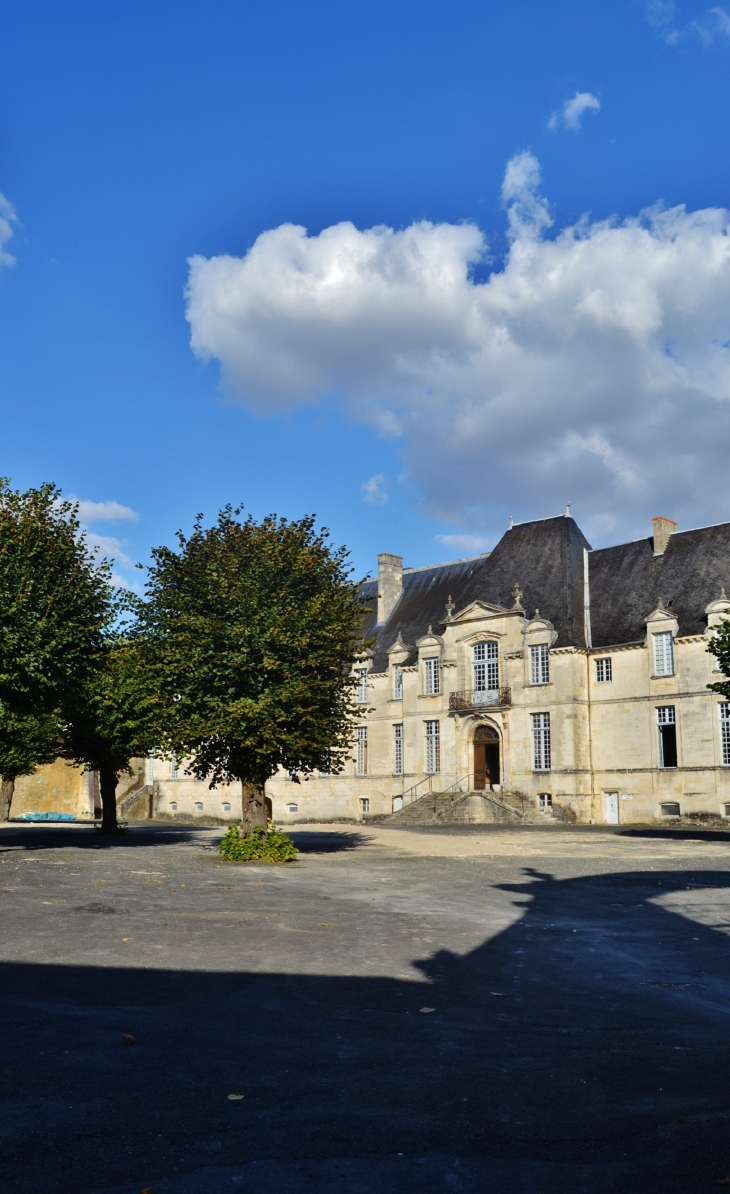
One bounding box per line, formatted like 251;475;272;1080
259;511;730;827
13;510;730;827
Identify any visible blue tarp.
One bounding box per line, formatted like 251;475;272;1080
16;812;77;822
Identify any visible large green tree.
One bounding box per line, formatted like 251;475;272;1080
0;481;113;820
142;508;368;831
708;617;730;696
61;624;163;833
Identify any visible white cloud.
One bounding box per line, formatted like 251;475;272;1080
548;92;601;132
646;1;730;44
435;534;491;554
185;153;730;546
362;473;388;504
0;194;18;268
69;497;139;523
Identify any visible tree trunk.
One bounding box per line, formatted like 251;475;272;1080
240;781;268;834
99;766;119;834
0;777;14;822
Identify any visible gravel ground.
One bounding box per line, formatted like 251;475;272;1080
2;820;730;1194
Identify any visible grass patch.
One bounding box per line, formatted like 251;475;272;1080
218;823;298;863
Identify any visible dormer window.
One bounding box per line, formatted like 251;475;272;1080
530;644;550;685
423;657;440;696
392;664;403;700
653;632;674;677
356;668;369;703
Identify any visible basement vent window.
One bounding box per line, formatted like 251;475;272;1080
169;801;177;812
286;803;298;814
360;798;370;815
221;802;231;815
537;793;552;809
194;802;203;813
660;802;681;818
723;804;730;818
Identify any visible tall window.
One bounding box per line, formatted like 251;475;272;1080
423;657;440;695
721;704;730;766
392;664;403;700
657;706;677;768
595;657;612;683
425;720;440;773
393;723;404;776
530;643;550;685
531;713;551;771
356;668;369;704
653;632;674;677
356;727;367;776
473;641;499;702
145;754;155;784
170;755;179;780
319;749;332;777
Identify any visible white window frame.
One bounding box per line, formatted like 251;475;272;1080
720;703;730;766
360;797;370;815
356;726;367;776
170;755;179;780
423;657;440;696
356;667;369;704
653;632;674;677
530;643;550;685
392;664;403;700
473;641;499;702
424;720;440;774
532;712;551;771
657;705;676;769
595;657;612;683
393;723;404;776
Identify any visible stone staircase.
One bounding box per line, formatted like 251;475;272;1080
387;787;562;826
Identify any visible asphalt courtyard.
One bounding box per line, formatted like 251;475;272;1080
3;821;730;1194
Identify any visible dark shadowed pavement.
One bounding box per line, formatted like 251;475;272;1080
2;821;730;1193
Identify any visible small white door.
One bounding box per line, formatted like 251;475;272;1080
605;792;619;824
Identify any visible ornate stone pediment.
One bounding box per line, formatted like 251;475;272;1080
387;632;411;657
449;600;509;623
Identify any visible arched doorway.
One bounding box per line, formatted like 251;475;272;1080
473;724;500;790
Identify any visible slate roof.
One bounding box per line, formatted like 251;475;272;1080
361;514;730;665
362;515;592;671
588;523;730;648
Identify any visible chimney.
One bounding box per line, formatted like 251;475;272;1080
652;516;677;556
377;553;403;624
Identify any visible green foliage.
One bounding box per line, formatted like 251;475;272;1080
708;618;730;696
218;823;298;863
141;507;370;790
0;480;113;718
0;707;60;783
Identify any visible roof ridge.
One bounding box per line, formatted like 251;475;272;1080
403;553;491;574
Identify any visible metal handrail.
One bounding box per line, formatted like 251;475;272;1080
401;772;472;808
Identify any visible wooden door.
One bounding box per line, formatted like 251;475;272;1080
473;743;486;790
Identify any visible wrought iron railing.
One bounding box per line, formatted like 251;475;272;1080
448;687;511;712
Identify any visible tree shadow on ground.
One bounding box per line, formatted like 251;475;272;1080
4;867;730;1194
0;823;203;854
285;829;372;853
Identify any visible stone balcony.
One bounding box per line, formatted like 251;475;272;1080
448;687;512;712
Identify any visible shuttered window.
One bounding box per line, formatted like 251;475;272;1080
530;643;550;685
653;632;674;677
532;713;551;771
356;727;367;776
425;720;440;774
392;664;403;700
393;723;403;776
424;658;440;695
720;704;730;766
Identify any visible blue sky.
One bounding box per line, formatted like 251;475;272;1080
3;0;730;583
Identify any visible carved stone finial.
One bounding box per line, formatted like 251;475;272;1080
428;624;432;635
534;609;540;619
722;587;727;600
511;583;523;610
444;594;455;620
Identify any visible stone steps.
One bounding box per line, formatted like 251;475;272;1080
388;788;561;826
